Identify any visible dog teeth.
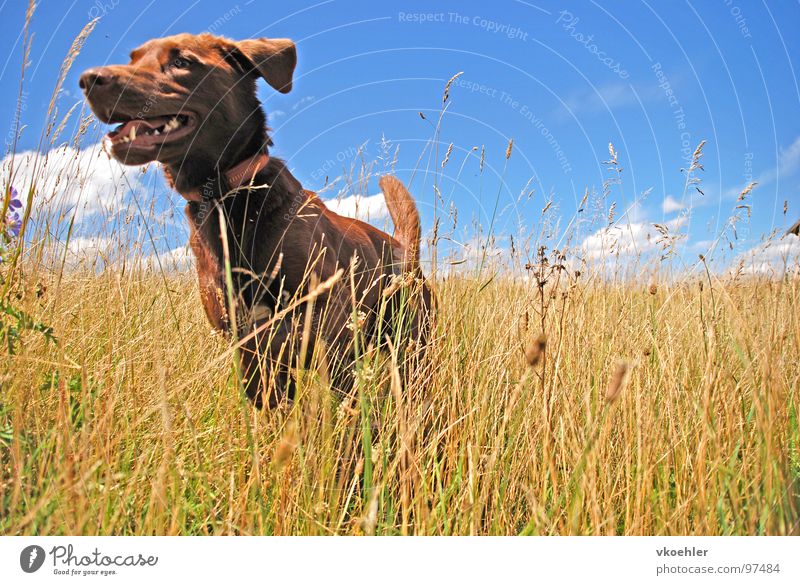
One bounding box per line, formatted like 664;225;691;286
157;117;183;134
114;116;183;143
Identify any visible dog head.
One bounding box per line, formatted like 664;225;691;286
79;33;296;170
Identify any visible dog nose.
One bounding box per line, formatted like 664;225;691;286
79;68;116;92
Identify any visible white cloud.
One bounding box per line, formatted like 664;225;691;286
292;96;315;111
726;135;800;198
2;142;148;224
323;192;389;222
582;222;655;259
559;80;667;118
759;136;800;184
735;235;800;276
581;216;687;260
432;235;506;274
143;245;194;272
462;236;504;261
561;83;637;117
779;136;800;176
662;195;684;214
65;236;112;255
51;236;116;268
46;236;195;272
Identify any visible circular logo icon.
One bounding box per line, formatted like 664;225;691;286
20;545;46;573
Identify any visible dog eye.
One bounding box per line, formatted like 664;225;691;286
171;57;192;69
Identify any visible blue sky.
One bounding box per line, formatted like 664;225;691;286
2;0;799;272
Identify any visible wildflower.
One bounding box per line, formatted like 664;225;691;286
346;310;367;331
4;186;23;238
7;187;22;211
6;213;21;238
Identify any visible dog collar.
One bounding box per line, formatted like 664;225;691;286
176;152;270;202
225;152;270;189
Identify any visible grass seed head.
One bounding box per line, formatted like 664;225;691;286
443;71;463;103
274;422;299;468
524;333;547;367
606;361;631;403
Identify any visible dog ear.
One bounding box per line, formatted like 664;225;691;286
233;38;296;93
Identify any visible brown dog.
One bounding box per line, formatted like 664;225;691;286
79;33;432;407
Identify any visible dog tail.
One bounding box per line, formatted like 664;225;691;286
380;175;421;272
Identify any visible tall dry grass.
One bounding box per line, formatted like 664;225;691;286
1;268;798;535
1;4;799;536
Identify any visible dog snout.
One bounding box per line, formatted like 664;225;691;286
79;67;117;92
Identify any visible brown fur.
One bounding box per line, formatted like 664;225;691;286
80;33;432;407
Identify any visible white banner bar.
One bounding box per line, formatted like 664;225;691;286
1;536;798;583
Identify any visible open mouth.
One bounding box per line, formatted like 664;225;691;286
106;114;197;150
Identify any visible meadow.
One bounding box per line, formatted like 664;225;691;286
1;11;799;536
1;247;798;535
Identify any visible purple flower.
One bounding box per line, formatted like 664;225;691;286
8;187;22;210
4;186;23;238
7;212;21;237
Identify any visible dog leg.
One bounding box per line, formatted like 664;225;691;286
239;318;297;408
